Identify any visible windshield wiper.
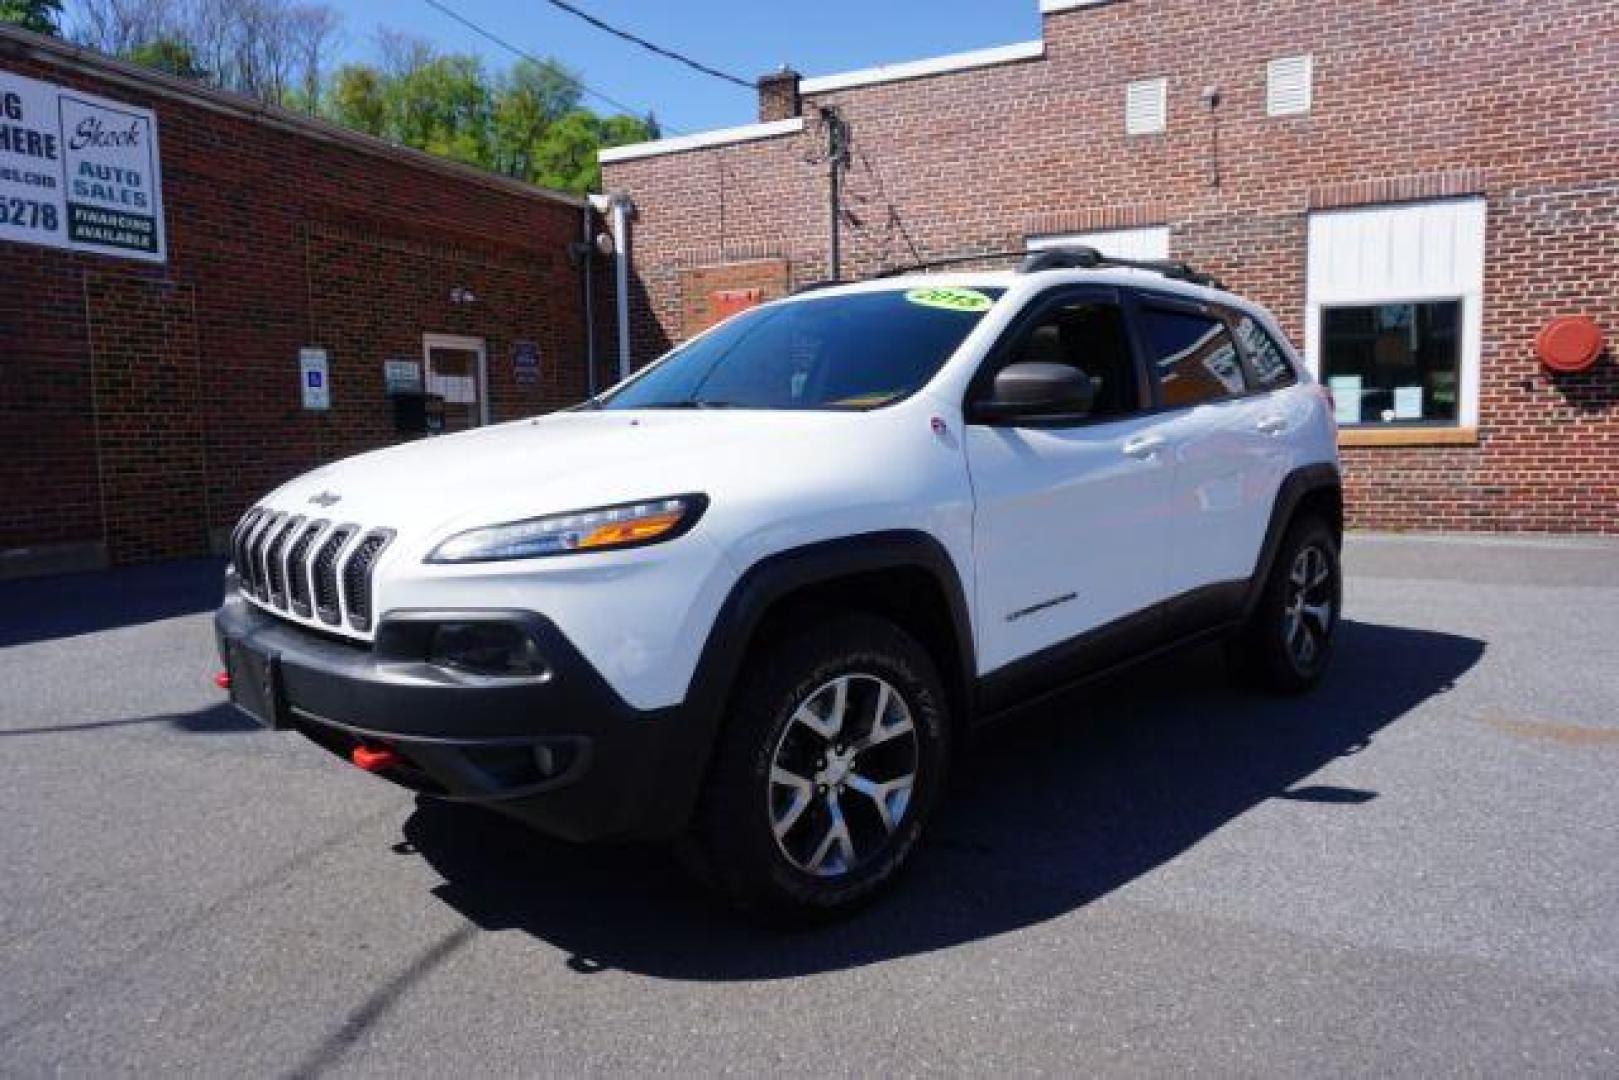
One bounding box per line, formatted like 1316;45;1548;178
639;400;743;410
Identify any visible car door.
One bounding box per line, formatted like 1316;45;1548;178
964;285;1179;683
1127;293;1285;622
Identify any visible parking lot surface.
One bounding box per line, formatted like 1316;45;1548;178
2;534;1616;1076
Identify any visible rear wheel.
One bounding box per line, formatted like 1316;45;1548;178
1230;516;1341;694
686;613;951;921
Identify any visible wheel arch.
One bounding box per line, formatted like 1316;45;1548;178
1243;462;1344;619
651;531;976;832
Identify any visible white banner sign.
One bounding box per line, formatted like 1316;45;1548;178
0;71;166;263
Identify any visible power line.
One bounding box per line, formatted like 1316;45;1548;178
421;0;683;129
536;0;754;90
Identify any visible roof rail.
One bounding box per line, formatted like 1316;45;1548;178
1019;246;1226;289
873;250;1031;278
871;245;1226;289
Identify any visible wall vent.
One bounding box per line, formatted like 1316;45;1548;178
1125;77;1167;135
1267;55;1313;116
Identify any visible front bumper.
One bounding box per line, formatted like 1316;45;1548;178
214;589;710;842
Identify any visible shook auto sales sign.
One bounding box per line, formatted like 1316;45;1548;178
0;70;166;263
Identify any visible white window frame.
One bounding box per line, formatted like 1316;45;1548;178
1305;198;1486;429
1125;77;1167;136
422;332;491;427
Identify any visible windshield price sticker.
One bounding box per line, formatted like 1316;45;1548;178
904;287;995;313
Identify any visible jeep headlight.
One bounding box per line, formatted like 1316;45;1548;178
427;495;708;563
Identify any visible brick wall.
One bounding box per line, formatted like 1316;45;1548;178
1;34;600;567
604;0;1619;534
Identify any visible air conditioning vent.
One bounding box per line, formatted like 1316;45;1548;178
1267;55;1313;116
1126;77;1167;135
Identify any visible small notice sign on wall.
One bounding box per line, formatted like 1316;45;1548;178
300;348;330;410
512;341;540;385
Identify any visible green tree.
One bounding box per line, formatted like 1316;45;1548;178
390;54;492;168
0;0;62;34
491;57;582;179
126;37;208;80
327;63;389;137
319;39;654;194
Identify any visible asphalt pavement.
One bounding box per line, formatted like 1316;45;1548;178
2;533;1616;1076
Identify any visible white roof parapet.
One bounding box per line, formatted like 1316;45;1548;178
1040;0;1121;13
799;40;1045;95
598;117;805;165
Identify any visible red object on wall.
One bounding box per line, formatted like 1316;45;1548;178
1536;316;1605;373
711;287;764;323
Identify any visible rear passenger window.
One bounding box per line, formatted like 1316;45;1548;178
1139;307;1246;407
1232;314;1298;390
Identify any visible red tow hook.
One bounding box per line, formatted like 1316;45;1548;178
351;745;401;773
213;670;231;690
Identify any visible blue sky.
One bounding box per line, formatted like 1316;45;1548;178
333;0;1042;134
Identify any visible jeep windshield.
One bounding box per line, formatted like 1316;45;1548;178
599;286;1005;411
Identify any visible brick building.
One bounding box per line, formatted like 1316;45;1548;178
600;0;1618;533
1;26;606;575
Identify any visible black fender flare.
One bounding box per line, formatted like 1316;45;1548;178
1242;462;1343;619
648;530;977;830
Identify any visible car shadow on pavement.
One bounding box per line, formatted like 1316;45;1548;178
0;702;262;738
0;558;226;648
401;618;1484;981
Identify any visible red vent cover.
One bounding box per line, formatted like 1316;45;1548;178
1536;316;1604;374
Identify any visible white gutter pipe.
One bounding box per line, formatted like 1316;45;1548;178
609;194;634;382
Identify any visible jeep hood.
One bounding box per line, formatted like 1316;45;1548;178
259;409;869;535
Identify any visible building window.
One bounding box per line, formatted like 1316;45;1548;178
1139;306;1246;407
1321;302;1461;426
1305;198;1486;429
1266;55;1313;116
1126;78;1167;135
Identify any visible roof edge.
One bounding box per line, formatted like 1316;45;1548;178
0;24;588;210
599;117;805;165
799;39;1045;95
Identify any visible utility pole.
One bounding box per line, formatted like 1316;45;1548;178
820;106;851;281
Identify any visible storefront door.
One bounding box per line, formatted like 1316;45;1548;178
422;333;489;431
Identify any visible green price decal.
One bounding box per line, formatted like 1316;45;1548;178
904;287;995;313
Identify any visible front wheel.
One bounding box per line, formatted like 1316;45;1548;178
1230;516;1342;694
685;613;952;921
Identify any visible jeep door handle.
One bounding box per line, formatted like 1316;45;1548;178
1122;434;1167;460
1256;415;1289;436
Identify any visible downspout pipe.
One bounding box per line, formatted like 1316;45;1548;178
609;194;634;383
580;201;598;397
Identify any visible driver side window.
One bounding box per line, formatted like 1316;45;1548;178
1003;299;1141;418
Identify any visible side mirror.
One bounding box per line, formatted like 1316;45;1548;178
973;362;1096;424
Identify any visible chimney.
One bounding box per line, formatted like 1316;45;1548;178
757;67;802;123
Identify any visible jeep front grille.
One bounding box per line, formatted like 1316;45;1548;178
231;510;395;640
341;531;393;632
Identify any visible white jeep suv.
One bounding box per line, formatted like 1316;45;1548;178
216;248;1342;919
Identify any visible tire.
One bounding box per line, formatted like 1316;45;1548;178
1229;516;1342;694
684;612;952;922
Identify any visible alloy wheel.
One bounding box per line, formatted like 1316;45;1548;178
766;673;920;878
1283;543;1335;671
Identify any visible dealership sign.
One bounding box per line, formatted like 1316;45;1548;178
0;70;166;263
